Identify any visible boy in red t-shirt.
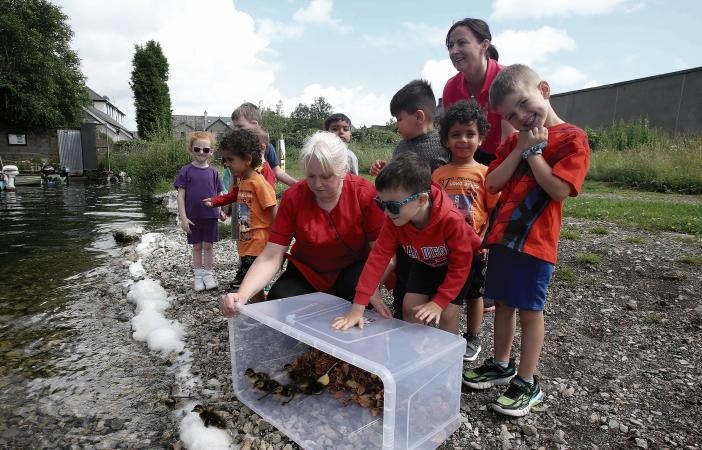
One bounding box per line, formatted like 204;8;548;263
332;152;481;334
463;64;589;417
433;99;499;362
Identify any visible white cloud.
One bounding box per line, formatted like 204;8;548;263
491;0;641;20
55;0;278;130
363;21;445;50
493;26;576;66
273;84;391;127
420;59;456;100
292;0;351;33
53;0;386;131
583;80;600;88
548;65;588;88
257;19;304;42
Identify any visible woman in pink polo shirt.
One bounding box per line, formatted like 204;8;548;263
220;131;391;317
442;18;514;165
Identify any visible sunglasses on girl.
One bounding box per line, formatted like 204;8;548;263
374;191;428;215
193;147;211;154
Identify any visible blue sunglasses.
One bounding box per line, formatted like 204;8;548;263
374;191;428;215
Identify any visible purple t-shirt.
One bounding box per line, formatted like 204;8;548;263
174;164;221;219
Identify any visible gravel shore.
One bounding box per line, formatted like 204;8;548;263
132;213;702;450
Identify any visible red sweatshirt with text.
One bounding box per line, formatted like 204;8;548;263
354;183;481;309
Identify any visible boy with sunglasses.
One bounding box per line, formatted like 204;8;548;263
332;153;481;333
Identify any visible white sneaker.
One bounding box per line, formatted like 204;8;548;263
202;270;218;290
193;268;205;292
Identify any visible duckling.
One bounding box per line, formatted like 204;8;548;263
191;404;227;429
275;384;298;405
281;363;310;384
254;378;282;400
244;368;270;384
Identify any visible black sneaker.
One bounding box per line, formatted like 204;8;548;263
462;334;482;362
229;255;256;290
229;271;245;290
463;357;516;389
491;375;544;417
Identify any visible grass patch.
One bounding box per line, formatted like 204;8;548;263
560;228;581;240
585;120;702;194
625;237;644;244
642;312;663;325
218;221;232;238
564;196;702;235
676;255;702;266
576;253;601;265
591;226;609;235
554;265;577;287
153;179;174;196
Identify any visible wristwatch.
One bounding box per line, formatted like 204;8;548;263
522;141;547;160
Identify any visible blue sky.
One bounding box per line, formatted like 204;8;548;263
55;0;702;130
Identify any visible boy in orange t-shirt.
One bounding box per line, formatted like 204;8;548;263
205;128;277;300
433;99;499;362
463;64;589;417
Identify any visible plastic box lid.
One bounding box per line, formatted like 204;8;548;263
229;293;466;450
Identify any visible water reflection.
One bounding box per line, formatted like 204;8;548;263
0;181;172;446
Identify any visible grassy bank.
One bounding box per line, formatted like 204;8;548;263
585;120;702;194
112;136;191;192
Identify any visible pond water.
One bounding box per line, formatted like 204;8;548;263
0;181;175;447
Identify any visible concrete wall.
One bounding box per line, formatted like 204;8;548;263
550;67;702;134
0;127;59;164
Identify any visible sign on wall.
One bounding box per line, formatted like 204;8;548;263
7;133;27;145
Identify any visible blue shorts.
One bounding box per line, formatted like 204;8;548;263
187;218;219;244
484;245;553;311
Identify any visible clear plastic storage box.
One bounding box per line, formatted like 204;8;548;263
228;293;466;450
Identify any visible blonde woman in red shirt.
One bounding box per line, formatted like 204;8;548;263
220;132;391;318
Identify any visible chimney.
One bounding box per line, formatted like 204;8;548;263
203;110;208;130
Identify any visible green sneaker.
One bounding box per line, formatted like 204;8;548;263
463;357;516;389
491;375;544;417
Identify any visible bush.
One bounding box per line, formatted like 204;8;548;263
585;118;662;151
112;134;190;192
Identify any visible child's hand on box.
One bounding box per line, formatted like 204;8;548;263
332;304;367;330
413;301;443;326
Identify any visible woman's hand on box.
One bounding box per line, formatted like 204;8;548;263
332;304;367;330
220;292;247;316
413;301;442;326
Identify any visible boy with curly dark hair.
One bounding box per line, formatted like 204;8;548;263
434;99;500;362
204;128;277;298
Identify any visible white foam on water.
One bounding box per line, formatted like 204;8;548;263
129;260;145;279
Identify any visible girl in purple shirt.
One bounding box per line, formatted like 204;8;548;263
175;131;224;291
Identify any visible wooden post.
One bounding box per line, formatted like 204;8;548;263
278;134;286;172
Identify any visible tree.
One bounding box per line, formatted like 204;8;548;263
130;40;172;138
290;96;333;130
0;0;89;129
